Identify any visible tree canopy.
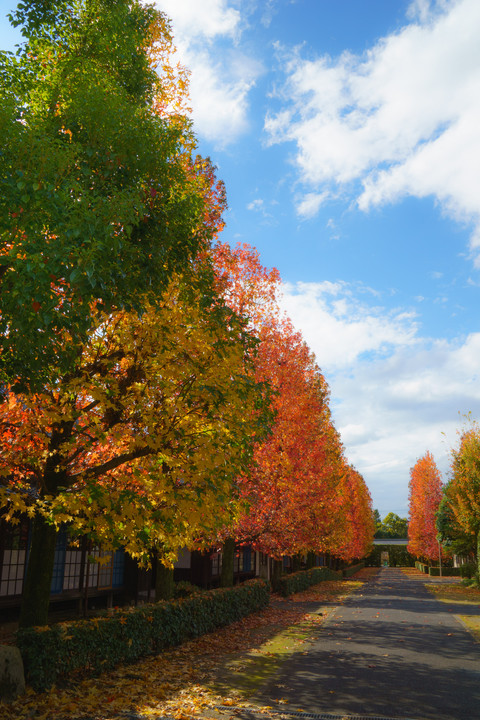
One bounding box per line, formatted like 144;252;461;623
0;0;218;388
442;425;480;580
374;512;408;539
0;3;377;625
408;451;443;562
211;242;374;564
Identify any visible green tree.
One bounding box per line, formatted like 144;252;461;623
374;512;408;539
436;487;475;558
380;512;409;539
0;0;214;389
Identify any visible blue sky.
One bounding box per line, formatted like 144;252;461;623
2;0;480;518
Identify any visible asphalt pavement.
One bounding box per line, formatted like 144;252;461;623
243;568;480;720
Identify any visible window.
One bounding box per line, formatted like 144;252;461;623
112;550;125;588
97;551;114;590
0;521;29;597
233;551;244;574
63;541;84;591
211;552;222;576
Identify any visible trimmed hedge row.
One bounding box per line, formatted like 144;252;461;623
273;567;341;597
16;578;270;691
428;566;462;577
416;561;462;576
342;562;365;578
416;561;428;573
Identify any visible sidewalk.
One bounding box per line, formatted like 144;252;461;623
241;567;480;720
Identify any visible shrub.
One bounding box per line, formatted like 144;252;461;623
342;562;365;578
16;578;270;691
173;581;202;599
273;567;341;597
459;562;476;579
428;566;461;577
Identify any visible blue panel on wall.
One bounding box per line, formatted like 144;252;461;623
244;547;252;573
112;549;125;588
50;528;67;594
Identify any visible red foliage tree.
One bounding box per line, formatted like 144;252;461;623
336;467;375;562
408;451;443;561
212;242;375;571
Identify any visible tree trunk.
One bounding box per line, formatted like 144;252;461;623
220;537;235;588
292;554;302;572
155;561;174;601
306;551;316;569
19;515;57;628
272;558;283;590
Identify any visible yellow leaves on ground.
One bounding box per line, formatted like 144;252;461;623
427;581;480;603
425;578;480;642
4;579;358;720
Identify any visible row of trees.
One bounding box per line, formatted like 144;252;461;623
408;425;480;581
0;1;374;628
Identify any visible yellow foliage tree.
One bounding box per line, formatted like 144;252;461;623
0;276;271;626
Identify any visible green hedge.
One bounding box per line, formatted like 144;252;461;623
273;567;341;597
414;561;462;576
17;578;270;691
459;562;476;579
366;545;415;568
428;566;461;577
342;562;365;578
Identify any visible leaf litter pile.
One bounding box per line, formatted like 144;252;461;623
3;576;367;720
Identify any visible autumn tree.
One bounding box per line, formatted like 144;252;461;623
444;425;480;582
408;451;443;562
436;485;476;562
0;275;270;626
0;0;217;388
336;468;374;562
211;243;374;579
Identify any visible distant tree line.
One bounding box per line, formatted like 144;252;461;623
374;510;408;539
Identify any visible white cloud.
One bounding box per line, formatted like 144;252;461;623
280;280;480;515
281;280;419;371
156;0;240;40
266;0;480;261
296;192;329;218
155;0;260;146
247;198;264;211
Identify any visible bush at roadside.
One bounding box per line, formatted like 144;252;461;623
16;578;270;691
273;567;341;597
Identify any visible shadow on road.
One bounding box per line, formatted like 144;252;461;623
250;568;480;720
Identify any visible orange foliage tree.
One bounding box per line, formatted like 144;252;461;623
408;451;443;562
211;242;374;577
336;467;375;562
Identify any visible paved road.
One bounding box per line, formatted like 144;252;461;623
251;568;480;720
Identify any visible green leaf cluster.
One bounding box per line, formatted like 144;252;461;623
374;511;408;539
0;0;212;388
